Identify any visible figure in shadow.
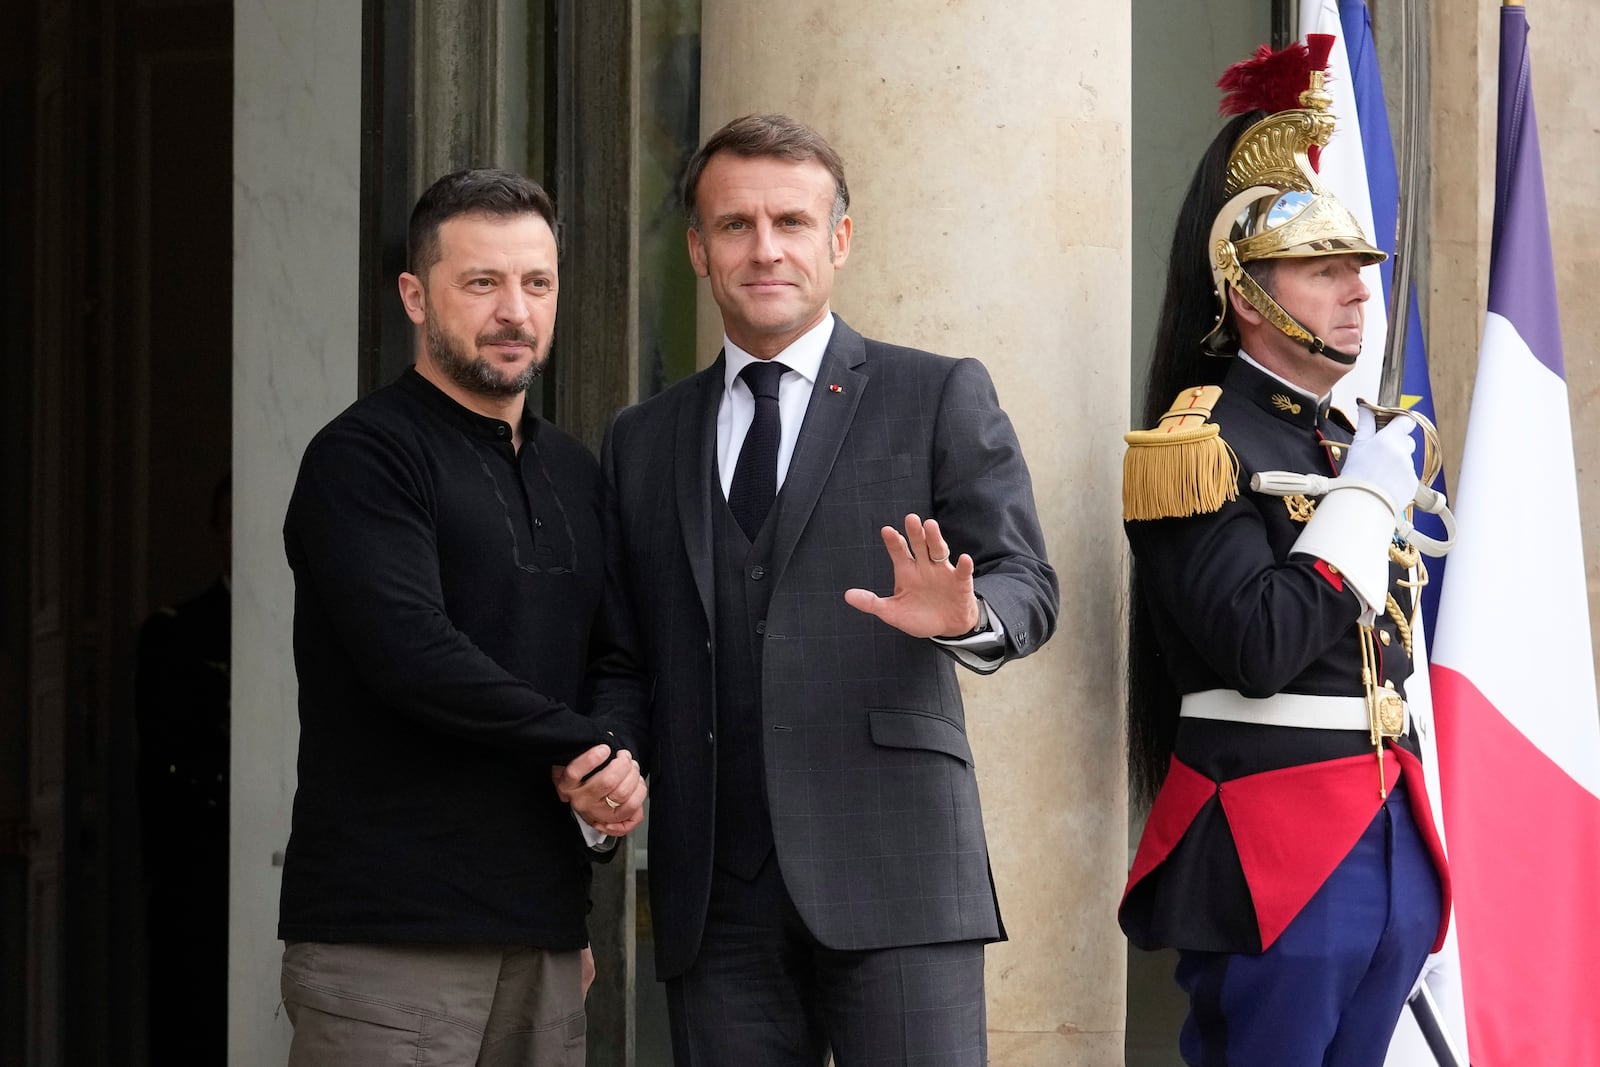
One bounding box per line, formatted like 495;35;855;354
136;471;230;1063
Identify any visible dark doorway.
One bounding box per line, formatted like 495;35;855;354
1;1;234;1064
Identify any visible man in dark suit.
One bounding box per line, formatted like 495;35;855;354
570;114;1058;1066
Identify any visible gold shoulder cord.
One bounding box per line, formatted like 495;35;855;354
1359;518;1430;796
1359;625;1407;796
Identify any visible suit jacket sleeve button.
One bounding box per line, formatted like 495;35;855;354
749;565;765;580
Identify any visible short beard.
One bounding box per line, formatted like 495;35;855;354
424;317;544;398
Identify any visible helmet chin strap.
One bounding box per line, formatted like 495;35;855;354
1296;326;1360;366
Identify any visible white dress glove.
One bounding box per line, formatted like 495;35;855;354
1290;407;1421;623
1338;407;1422;517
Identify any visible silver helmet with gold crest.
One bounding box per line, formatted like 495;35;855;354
1203;34;1386;365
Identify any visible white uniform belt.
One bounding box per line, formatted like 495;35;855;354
1180;689;1408;733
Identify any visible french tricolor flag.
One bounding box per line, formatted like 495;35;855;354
1430;5;1600;1064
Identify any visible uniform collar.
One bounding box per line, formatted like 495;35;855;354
1229;351;1333;430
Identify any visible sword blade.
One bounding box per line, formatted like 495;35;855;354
1407;983;1471;1067
1379;0;1427;408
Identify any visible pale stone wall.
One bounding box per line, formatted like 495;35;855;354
231;0;361;1061
1425;0;1494;480
698;4;1133;1062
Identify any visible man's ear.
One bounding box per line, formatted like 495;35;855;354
830;215;852;269
1226;284;1263;327
398;272;427;326
686;226;709;278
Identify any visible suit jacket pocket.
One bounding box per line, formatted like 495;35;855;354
829;453;918;493
867;708;974;765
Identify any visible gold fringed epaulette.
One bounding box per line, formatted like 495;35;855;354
1122;386;1240;520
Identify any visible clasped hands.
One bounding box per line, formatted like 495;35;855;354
552;743;647;837
843;514;981;639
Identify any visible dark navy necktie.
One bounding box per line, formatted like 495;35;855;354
728;360;790;540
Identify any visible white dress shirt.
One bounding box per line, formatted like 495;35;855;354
715;315;834;496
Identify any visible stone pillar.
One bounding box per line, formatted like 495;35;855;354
232;0;362;1062
1426;1;1496;508
698;5;1132;1062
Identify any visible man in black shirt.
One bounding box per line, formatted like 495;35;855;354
279;169;644;1066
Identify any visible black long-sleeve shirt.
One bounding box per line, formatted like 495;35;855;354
279;368;609;947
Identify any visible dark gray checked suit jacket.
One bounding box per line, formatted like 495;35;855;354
587;315;1058;981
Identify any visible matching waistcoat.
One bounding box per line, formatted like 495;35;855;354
711;494;779;879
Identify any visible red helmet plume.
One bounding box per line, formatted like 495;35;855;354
1216;34;1336;170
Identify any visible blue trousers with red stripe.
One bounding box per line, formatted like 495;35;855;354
1174;778;1443;1066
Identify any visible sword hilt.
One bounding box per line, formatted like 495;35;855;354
1358;398;1445;487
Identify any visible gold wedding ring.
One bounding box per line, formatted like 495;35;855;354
929;553;949;564
603;795;620;810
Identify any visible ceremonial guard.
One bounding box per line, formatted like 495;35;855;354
1120;38;1451;1065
